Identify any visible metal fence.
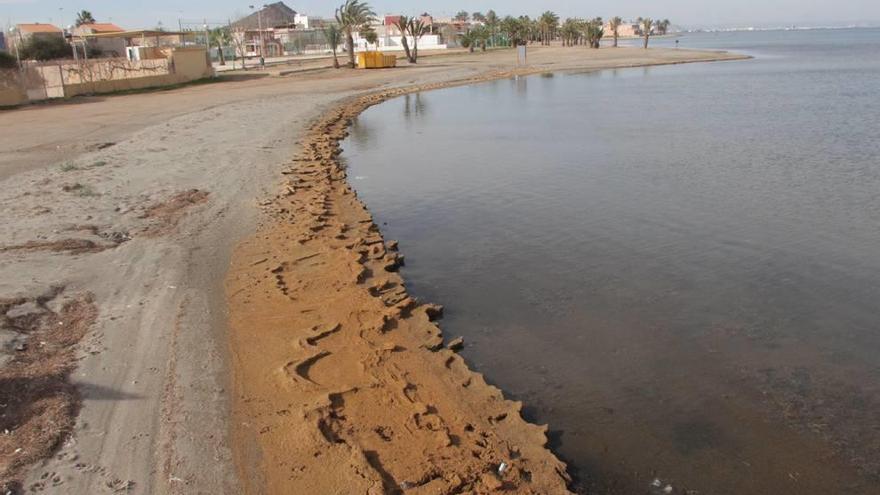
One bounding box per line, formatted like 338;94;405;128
279;30;332;55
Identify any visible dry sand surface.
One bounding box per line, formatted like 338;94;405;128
0;46;746;494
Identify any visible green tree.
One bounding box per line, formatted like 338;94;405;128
322;24;343;68
208;27;231;65
500;16;525;46
0;51;18;69
393;16;412;62
484;10;499;46
404;17;430;63
454;11;469;23
640;17;653;48
560;18;582;46
530;16;541;43
586;21;604;48
472;12;486;23
335;0;376;68
20;36;70;61
460;30;476;53
519;16;538;43
538;11;559;45
362;26;378;50
609;16;623;47
471;25;490;51
75;10;95;27
655;19;671;35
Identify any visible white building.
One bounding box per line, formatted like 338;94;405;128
294;14;310;29
351;24;446;53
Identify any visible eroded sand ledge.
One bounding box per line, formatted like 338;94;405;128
225;56;750;494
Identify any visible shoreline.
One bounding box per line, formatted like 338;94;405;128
225;51;750;493
0;46;749;493
226;83;573;494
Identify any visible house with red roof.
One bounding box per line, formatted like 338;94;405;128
9;23;64;50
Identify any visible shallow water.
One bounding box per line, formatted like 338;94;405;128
342;29;880;494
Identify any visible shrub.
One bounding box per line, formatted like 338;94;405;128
0;51;17;69
20;36;71;61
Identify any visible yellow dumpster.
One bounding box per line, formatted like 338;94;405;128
358;52;397;69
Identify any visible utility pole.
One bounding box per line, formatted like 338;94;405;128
258;8;265;58
249;4;268;63
9;27;21;70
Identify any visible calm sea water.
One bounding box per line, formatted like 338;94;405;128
342;29;880;494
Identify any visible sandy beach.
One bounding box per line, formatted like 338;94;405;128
0;45;747;494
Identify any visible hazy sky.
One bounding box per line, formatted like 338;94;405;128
2;0;878;30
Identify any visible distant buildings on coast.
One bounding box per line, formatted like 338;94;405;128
227;2;449;57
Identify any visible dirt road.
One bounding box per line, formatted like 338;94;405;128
0;46;746;494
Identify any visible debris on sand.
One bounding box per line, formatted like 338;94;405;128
0;288;97;493
139;189;210;237
0;239;113;255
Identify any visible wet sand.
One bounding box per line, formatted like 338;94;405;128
0;46;747;493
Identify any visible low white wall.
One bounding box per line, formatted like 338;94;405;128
354;35;447;53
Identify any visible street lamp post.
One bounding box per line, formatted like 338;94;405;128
260;5;268;58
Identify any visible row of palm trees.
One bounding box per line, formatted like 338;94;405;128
215;1;674;71
559;18;605;48
329;3;673;67
467;12;671;49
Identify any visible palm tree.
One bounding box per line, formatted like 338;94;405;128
454;11;469;23
335;0;376;68
560;18;581;47
500;16;522;46
640;17;653;48
405;18;430;63
609;16;623;47
208;28;232;65
485;10;499;46
393;16;412;62
460;30;476;53
538;11;559;46
471;25;490;51
323;24;343;68
472;12;486;23
75;10;95;26
586;20;604;49
655;19;671;35
520;16;537;43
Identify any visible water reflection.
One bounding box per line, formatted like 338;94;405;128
513;75;528;94
347;115;373;148
403;92;427;121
